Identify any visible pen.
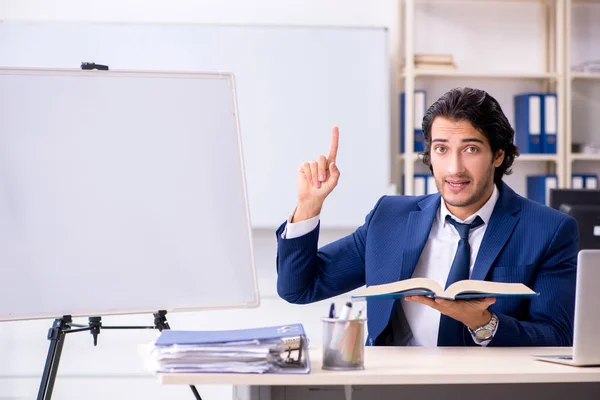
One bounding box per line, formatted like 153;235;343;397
328;302;336;319
338;302;352;320
354;307;364;320
328;302;352;350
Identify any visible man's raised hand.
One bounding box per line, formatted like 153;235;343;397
293;126;341;222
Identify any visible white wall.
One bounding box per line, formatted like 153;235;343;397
0;1;599;399
0;2;397;399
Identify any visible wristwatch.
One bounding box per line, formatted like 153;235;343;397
469;312;499;341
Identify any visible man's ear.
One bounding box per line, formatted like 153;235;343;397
494;150;505;168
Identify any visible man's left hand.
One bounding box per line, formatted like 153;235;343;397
405;295;496;330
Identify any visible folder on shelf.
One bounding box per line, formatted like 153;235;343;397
542;93;558;154
426;175;438;194
148;324;310;374
572;174;585;189
402;173;435;196
572;173;599;189
514;93;542;154
400;89;426;153
527;174;558;206
586;175;598;189
414;174;426;196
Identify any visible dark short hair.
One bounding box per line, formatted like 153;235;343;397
421;87;519;184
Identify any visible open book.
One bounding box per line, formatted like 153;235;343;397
352;278;539;301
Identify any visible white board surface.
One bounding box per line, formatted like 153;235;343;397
0;21;391;228
0;68;259;321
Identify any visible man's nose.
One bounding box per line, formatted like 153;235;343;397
447;151;466;176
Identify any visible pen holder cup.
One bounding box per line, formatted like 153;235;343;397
321;317;367;370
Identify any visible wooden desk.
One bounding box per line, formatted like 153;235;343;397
140;346;600;400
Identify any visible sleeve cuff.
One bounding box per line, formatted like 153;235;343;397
281;207;320;239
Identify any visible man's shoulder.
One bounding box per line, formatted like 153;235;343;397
516;193;576;230
373;193;438;214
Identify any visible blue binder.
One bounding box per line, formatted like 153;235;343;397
586;174;599;189
572;173;599;189
542;93;558;154
426;174;438;194
527;174;558;206
401;173;434;195
514;93;543;154
400;90;426;153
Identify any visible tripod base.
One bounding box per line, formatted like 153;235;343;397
37;316;71;400
36;311;201;400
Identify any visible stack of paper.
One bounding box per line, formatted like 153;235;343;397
401;54;457;71
147;324;310;374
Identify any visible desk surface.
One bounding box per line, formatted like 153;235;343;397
139;346;600;386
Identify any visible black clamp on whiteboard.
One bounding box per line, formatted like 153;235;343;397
80;62;109;71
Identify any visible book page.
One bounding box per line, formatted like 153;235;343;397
357;278;444;297
443;280;536;299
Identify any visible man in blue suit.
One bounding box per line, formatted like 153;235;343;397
276;87;579;347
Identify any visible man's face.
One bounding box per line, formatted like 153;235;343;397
430;117;504;216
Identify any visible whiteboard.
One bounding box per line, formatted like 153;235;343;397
0;68;259;321
0;21;391;228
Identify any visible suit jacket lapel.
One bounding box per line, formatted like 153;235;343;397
368;194;440;343
471;182;521;281
400;194;440;281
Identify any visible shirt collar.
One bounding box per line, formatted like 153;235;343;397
440;184;499;227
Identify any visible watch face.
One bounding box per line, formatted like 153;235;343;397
475;329;492;341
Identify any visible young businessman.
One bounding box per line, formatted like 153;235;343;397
276;87;579;347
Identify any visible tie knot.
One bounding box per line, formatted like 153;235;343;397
445;215;483;240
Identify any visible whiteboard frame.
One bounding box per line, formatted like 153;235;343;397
0;66;261;321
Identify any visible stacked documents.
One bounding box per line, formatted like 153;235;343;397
148;324;310;374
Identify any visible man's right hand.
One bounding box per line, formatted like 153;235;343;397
292;126;341;223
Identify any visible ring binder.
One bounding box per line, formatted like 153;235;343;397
149;324;311;374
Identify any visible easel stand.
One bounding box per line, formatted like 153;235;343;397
36;310;202;400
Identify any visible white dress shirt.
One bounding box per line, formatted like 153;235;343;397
282;185;500;347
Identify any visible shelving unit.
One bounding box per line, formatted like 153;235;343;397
571;72;600;80
397;153;559;163
396;0;566;196
564;0;600;186
402;71;559;79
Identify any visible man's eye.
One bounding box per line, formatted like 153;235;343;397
466;146;479;153
434;146;446;153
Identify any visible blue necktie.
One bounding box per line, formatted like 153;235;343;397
437;215;484;346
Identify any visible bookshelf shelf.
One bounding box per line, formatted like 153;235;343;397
404;70;559;80
396;153;421;163
570;153;600;162
518;154;560;162
415;0;549;3
571;72;600;80
397;153;558;163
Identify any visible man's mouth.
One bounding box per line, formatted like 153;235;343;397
445;180;470;187
445;179;471;191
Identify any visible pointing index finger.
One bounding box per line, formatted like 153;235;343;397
328;126;339;162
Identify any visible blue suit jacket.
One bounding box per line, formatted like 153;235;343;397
276;182;579;347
